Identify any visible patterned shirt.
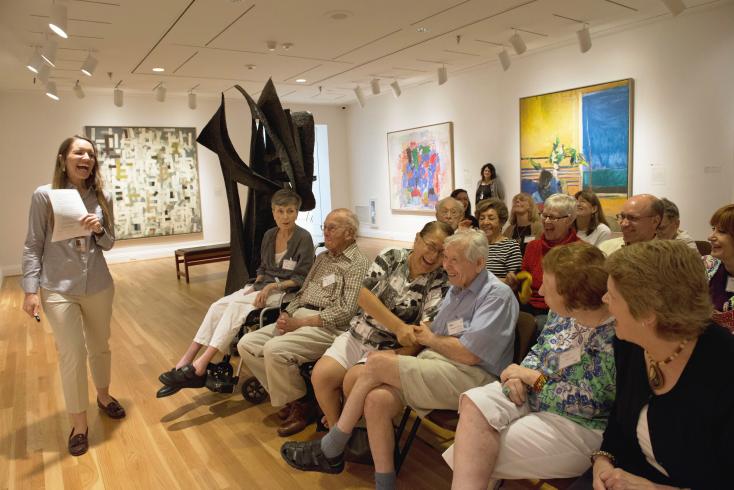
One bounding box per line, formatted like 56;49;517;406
486;238;522;279
285;242;370;330
521;311;617;430
349;248;449;348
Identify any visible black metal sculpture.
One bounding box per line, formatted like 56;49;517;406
197;79;316;294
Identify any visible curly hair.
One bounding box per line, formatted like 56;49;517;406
476;198;509;227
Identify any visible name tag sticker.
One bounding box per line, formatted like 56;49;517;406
726;276;734;293
283;259;297;271
557;346;582;371
74;237;87;253
524;236;534;243
447;318;465;336
322;274;336;287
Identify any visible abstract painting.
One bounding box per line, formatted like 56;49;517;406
85;126;202;239
387;122;454;213
519;79;633;216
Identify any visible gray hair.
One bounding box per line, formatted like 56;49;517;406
436;197;464;215
544;193;578;220
331;208;359;235
271;188;302;209
444;229;488;263
660;197;680;220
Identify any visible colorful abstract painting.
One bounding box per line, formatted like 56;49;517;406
519;79;633;216
84;126;202;239
387;122;454;213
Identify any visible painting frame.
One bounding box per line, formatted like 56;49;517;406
84;126;203;240
519;79;634;217
386;122;454;214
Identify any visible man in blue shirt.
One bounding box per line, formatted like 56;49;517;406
280;230;518;488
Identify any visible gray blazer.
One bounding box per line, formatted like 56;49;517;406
254;225;314;290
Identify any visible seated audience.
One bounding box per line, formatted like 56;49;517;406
236;209;370;437
599;194;662;256
436;196;465;231
573;190;612;246
656;197;697;249
506;194;579;326
503;192;542;256
311;221;453;428
280;230;518;488
157;189;314;396
587;240;733;489
451;189;479;228
476;198;521;281
704;203;734;332
445;242;616;486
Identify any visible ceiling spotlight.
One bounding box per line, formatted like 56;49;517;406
266;40;277;51
114;87;123;107
437;66;448;85
390;80;401;99
295;78;307;83
354;86;365;108
509;31;526;55
81;53;98;76
155;83;166;102
661;0;686;16
37;65;51;84
152;67;165;72
188;91;197;110
49;3;69;39
370;78;380;95
45;81;60;101
41;38;58;67
73;80;85;98
577;25;592;53
498;49;511;71
26;48;43;74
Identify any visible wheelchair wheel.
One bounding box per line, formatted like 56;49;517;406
241;376;268;404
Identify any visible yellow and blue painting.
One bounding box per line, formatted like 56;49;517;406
519;79;633;216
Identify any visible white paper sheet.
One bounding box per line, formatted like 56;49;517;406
49;189;89;242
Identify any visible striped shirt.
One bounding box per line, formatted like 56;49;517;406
486;238;522;279
285;242;370;330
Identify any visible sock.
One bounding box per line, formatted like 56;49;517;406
375;471;396;490
320;426;351;459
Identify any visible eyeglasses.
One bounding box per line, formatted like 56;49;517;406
615;213;656;224
419;235;444;256
321;223;343;233
540;213;569;222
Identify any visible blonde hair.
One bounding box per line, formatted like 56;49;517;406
509;192;539;225
605;240;712;340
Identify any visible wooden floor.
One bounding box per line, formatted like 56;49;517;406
0;252;455;489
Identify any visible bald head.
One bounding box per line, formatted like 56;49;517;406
619;194;663;244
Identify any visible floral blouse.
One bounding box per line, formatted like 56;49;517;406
521;311;616;430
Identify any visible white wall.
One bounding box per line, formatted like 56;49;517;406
0;90;348;275
346;4;734;241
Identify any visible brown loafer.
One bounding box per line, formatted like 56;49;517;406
68;427;88;456
277;399;314;437
97;397;126;419
277;403;292;421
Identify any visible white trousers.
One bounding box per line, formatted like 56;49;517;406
443;382;603;479
193;287;281;353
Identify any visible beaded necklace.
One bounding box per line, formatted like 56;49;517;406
644;338;690;390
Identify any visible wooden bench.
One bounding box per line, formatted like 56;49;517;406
175;244;231;283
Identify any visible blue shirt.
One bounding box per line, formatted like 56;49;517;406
431;269;518;376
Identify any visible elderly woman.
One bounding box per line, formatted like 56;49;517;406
157;189;314;394
586;240;733;489
476;198;521;281
704;204;734;332
503;192;543;256
506;194;580;323
451;189;479;228
574;191;612;246
445;242;616;487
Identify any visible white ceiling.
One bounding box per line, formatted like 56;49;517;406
0;0;728;105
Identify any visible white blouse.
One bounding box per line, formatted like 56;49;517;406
577;223;612;247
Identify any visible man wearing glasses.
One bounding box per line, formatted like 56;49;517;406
238;208;370;437
599;194;664;256
435;196;465;231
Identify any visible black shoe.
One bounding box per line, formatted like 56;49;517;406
159;367;177;385
156;385;181;398
160;364;207;389
280;439;345;474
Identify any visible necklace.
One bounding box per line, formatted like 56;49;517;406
644;338;690;390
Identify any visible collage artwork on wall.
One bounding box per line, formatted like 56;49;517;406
519;78;634;217
386;122;454;213
85;126;202;240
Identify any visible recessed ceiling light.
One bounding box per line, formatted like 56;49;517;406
246;64;256;70
152;67;165;72
295;79;307;83
416;27;429;33
324;10;353;21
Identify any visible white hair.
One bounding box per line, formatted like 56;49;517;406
443;229;488;263
544;193;578;220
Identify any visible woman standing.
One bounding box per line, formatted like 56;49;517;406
475;163;504;204
476;198;521;281
503;193;543;257
573;191;612;247
704;203;734;332
22;135;122;457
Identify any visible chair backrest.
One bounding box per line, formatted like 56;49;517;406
695;240;712;256
514;312;537;363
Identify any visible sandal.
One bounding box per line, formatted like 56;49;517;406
280;439;344;474
68;427;89;456
97;397;126;419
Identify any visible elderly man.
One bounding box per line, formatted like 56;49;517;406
281;230;518;488
238;208;370;437
436;196;465;231
657;197;697;249
599;194;663;256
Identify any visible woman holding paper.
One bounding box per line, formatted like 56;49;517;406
21;135;122;457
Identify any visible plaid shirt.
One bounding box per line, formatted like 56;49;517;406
286;242;369;330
